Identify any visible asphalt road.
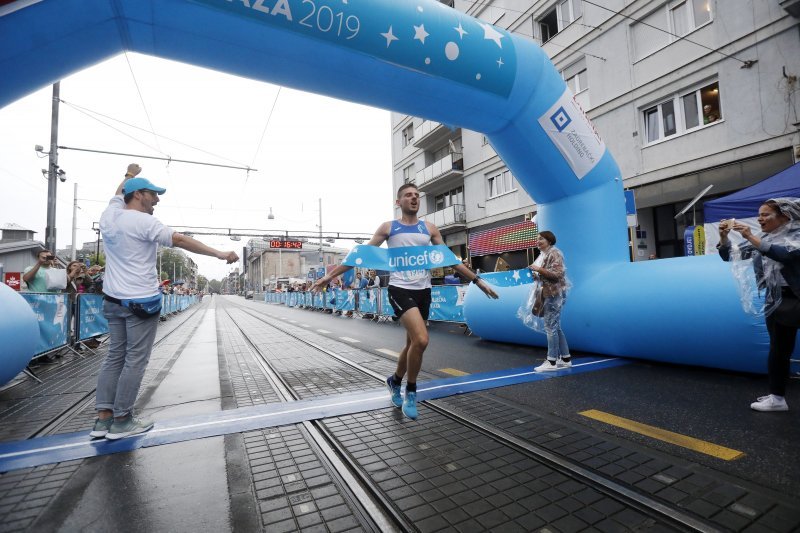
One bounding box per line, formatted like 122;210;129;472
241;297;800;498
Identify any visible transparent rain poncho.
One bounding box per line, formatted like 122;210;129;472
516;247;570;333
729;197;800;317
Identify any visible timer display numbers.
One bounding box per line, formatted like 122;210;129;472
270;240;303;249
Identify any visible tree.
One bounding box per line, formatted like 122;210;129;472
196;274;208;292
208;279;222;293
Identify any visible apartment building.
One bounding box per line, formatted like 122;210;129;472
391;0;800;266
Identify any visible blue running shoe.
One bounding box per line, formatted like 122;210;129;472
402;391;418;420
386;376;402;408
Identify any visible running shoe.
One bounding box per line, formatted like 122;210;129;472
106;416;154;440
750;395;788;412
557;358;572;369
89;417;113;438
402;391;418;420
534;360;559;372
386;376;402;408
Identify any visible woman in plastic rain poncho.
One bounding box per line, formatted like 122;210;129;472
718;197;800;412
528;231;572;372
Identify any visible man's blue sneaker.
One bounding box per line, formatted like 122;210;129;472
402;391;418;420
106;416;154;440
386;376;402;408
89;417;113;438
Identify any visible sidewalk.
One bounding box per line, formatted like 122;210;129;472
39;309;232;532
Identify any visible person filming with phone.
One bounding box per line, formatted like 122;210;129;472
22;250;61;293
717;198;800;412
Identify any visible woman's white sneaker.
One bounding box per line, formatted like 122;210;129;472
750;394;788;412
535;360;559;372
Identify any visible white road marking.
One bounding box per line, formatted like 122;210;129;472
339;337;360;343
376;348;400;358
317;329;331;334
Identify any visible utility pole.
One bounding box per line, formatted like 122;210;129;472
71;183;78;261
318;198;323;269
45;82;60;253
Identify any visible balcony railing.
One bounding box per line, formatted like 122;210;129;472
413;120;441;143
422;204;466;228
413;120;458;150
415;153;464;188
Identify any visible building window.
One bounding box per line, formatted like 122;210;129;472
487;170;515;198
643;81;721;144
562;57;588;94
633;0;712;60
435;186;464;211
671;0;711;37
402;124;414;147
402;164;415;183
536;0;581;43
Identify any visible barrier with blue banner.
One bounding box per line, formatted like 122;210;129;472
357;289;377;314
380;288;395;318
76;294;108;340
334;290;355;312
429;286;467;322
19;293;71;357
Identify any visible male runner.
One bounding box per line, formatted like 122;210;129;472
311;183;498;419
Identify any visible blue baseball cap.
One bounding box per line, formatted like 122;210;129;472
123;177;166;195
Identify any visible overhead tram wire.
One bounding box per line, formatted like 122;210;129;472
57;146;257;173
60;100;253;169
459;0;752;67
59;101;256;173
247;86;282;184
124;51;164;155
575;0;753;67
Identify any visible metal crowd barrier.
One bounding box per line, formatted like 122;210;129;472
17;292;200;381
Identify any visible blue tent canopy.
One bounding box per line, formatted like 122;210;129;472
703;162;800;222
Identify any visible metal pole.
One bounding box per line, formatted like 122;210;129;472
71;182;78;261
95;230;100;264
45;82;60;253
318;198;323;268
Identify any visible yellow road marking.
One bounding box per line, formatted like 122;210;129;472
579;409;744;461
439;368;469;377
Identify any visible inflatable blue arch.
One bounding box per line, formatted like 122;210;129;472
1;0;792;381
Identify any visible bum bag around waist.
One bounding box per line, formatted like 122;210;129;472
105;294;163;318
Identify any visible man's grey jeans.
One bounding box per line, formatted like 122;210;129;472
96;299;160;417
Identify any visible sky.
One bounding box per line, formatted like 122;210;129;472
0;52;394;281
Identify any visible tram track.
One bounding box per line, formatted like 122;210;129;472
226;299;720;532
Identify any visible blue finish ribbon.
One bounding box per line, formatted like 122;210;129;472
343;245;460;271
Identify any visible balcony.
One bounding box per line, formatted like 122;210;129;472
422;204;466;233
413;120;457;150
415;153;464;191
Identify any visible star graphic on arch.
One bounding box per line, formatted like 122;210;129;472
381;26;399;47
511;270;520;282
454;22;468;39
413;24;429;44
497;57;504;68
479;22;504;48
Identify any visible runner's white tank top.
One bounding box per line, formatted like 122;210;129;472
387;220;432;290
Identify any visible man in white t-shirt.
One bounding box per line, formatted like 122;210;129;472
91;163;238;440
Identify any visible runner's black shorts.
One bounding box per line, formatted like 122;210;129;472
387;286;432;320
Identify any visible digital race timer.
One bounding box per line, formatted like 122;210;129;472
270;240;303;249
